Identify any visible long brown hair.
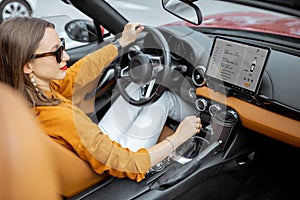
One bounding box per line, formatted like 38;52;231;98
0;17;60;106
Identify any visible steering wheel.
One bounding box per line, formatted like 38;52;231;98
114;25;171;106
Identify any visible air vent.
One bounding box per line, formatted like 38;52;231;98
192;65;206;87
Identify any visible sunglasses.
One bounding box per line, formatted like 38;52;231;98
32;38;65;63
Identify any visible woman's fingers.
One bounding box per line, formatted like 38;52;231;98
119;22;144;47
178;115;202;137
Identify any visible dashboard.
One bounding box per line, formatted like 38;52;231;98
140;25;300;148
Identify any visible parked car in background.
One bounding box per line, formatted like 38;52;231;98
0;0;35;22
0;0;91;49
0;0;89;23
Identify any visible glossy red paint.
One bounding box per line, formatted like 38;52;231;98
167;12;300;38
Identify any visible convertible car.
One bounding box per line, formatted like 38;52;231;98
5;0;300;199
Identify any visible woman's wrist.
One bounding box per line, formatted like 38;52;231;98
165;138;175;152
113;40;122;52
166;132;183;151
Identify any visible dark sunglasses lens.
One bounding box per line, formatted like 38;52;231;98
56;46;64;63
61;38;65;48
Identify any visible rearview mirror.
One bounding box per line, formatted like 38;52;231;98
162;0;202;25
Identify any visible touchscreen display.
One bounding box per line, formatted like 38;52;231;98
205;37;270;95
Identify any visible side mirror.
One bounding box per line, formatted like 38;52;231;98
162;0;202;25
64;19;98;43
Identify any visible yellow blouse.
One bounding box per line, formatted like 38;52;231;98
34;44;150;182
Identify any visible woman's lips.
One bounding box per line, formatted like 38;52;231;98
60;65;68;70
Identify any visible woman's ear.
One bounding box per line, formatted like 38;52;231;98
23;63;32;74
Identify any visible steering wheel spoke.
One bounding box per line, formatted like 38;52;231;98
150;55;164;75
140;79;156;99
119;66;131;81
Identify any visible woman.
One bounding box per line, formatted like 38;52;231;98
0;17;201;182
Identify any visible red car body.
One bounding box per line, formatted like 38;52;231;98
167;12;300;39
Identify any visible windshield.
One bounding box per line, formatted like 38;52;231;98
105;0;300;39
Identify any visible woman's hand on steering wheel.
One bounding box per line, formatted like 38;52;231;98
118;23;144;48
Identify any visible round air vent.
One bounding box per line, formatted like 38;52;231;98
192;65;206;87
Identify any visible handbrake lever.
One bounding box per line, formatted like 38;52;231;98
150;140;223;190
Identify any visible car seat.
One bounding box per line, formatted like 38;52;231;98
0;83;105;199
